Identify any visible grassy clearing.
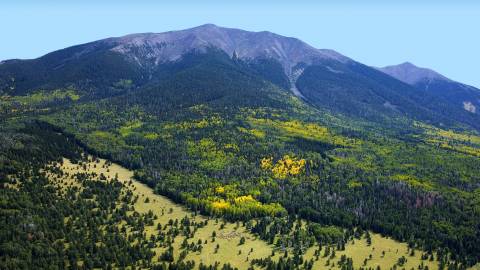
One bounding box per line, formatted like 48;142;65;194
53;157;273;268
48;156;442;269
304;233;438;270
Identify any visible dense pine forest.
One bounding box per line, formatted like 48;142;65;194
1;26;480;269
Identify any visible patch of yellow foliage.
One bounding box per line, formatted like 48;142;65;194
248;118;354;146
164;116;223;130
347;180;363;188
237;127;266;138
224;143;239;151
260;157;273;170
91;130;115;139
188;103;210;114
415;121;480;157
391;174;432;189
143;132;159;140
211;200;230;210
215;186;225;194
438;143;480;157
417;122;480;145
279;120;329;140
234;195;256;204
262;155;306;179
119;120;143;137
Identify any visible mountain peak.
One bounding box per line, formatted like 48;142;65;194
194;23;220;29
379;61;449;85
397;61;417;68
108;24;350;75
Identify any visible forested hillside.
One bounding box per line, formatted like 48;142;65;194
1;25;480;269
0;126;445;269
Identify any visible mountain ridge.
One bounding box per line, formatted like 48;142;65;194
108;24;351;74
1;24;479;130
0;24;350;75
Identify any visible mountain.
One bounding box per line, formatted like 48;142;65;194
379;62;480;127
1;23;473;130
111;24;350;73
379;62;450;85
2;24;480;267
0;24;347;96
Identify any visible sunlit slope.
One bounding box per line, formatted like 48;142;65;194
50;156;441;269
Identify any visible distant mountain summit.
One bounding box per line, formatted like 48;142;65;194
379;62;480;115
379;62;449;85
108;24;350;74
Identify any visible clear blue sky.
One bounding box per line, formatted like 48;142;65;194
2;0;479;87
